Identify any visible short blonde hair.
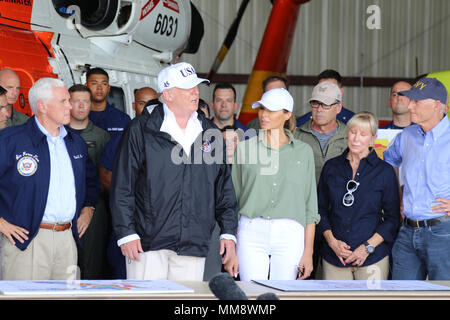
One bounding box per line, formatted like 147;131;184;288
346;111;378;136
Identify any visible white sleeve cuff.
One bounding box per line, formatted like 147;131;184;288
220;233;237;244
117;234;141;247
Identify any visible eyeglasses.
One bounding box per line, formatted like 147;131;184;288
342;179;360;207
310;101;338;110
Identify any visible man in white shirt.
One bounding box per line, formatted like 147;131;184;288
110;62;239;281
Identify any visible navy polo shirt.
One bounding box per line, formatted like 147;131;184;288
317;149;400;268
89;103;131;139
90;103;130;171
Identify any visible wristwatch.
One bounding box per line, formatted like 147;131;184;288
364;241;375;254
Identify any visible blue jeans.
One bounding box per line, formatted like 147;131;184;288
392;219;450;280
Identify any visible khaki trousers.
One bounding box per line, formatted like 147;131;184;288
1;228;78;280
126;249;205;281
322;255;390;280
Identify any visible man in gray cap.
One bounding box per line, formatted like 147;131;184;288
384;77;450;280
110;62;239;281
294;81;349;280
295;81;348;184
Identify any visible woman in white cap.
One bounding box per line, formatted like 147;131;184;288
231;88;320;281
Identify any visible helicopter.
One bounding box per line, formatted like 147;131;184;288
0;0;204;117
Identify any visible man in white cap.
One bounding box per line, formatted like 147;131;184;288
110;62;239;281
294;81;348;280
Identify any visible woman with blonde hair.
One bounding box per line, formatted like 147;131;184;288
317;111;400;280
232;88;319;281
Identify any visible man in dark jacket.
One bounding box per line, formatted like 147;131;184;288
0;78;99;280
110;62;239;281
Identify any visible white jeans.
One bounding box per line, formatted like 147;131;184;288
237;216;305;281
126;249;205;281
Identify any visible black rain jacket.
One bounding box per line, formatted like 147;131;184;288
110;104;238;257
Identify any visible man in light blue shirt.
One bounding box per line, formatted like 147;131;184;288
384;77;450;280
0;78;99;280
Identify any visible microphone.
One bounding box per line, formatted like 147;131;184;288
208;272;248;300
256;292;279;300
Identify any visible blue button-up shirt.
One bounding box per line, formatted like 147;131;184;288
35;118;76;223
384;116;450;220
317;149;400;267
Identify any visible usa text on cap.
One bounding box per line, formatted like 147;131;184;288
157;62;209;92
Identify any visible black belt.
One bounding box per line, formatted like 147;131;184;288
404;216;448;229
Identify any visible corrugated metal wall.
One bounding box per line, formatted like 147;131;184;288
183;0;450;121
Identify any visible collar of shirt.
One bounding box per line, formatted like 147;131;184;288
257;128;296;150
416;115;449;140
34;117;68;142
160;103;203;157
343;147;379;167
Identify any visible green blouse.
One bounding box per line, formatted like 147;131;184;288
231;129;320;228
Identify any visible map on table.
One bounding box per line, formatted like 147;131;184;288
0;280;194;295
253;280;450;292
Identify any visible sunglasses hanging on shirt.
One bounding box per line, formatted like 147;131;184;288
342;179;360;207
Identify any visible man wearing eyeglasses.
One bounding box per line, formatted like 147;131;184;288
384;77;450;280
296;69;355;127
294;81;348;279
294;81;348;185
381;81;412;129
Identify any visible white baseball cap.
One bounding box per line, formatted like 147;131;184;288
157;62;209;92
309;81;342;105
251;88;294;112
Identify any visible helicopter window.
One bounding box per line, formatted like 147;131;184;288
108;86;126;114
117;3;132;29
52;0;119;31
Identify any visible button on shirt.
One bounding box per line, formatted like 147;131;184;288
35;118;76;223
317;149;400;267
384;116;450;220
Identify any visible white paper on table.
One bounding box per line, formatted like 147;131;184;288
0;280;194;295
252;280;450;292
